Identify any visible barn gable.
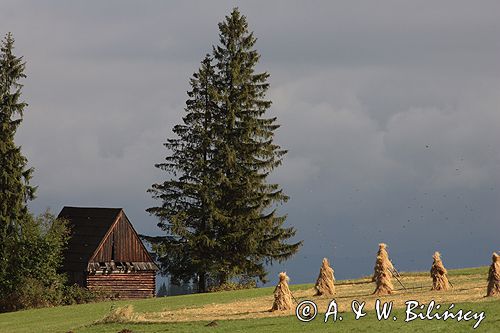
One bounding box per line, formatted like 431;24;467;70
89;210;158;272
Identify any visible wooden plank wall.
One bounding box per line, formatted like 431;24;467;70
92;214;151;263
87;272;156;298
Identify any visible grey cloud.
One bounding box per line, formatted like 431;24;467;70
1;0;499;285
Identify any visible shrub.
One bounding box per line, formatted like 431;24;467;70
0;277;64;311
0;280;115;312
62;284;114;305
0;211;70;312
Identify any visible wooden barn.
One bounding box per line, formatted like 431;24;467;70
58;206;159;298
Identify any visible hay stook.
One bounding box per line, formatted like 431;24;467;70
487;252;500;297
270;272;294;311
372;243;394;295
372;243;394;281
314;258;335;296
430;251;451;291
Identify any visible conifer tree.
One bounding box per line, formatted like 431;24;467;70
0;33;36;295
148;8;301;290
210;8;301;284
0;34;70;311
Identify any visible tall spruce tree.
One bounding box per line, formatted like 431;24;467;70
148;9;301;290
210;9;301;284
0;33;36;295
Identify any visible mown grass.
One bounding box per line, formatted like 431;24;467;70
71;299;500;333
0;266;496;333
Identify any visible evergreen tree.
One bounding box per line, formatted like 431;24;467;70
210;9;301;284
0;33;71;312
148;8;301;290
0;33;36;295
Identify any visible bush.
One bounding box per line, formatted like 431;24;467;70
18;278;57;308
0;279;114;312
62;284;113;305
0;211;71;313
0;212;114;312
0;277;63;311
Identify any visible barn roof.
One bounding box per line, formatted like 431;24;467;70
58;206;156;272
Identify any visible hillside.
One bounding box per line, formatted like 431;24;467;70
0;267;498;333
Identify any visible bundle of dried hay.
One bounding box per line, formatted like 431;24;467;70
372;243;394;295
487;252;500;297
372;243;394;282
430;251;451;291
314;258;335;296
270;272;294;311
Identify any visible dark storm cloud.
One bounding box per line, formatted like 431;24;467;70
1;0;499;285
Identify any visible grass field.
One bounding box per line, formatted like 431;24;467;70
0;267;498;333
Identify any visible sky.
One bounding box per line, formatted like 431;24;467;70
1;1;499;286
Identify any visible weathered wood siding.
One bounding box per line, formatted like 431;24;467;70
92;213;151;263
87;272;156;298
